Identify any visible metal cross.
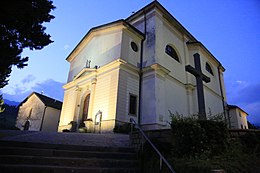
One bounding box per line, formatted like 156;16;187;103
185;53;210;120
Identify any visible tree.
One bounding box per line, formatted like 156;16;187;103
0;0;55;88
0;95;4;113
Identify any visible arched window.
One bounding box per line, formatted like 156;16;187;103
205;62;214;76
165;45;180;62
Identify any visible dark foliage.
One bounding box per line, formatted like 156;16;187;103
170;116;229;158
139;139;173;173
0;0;55;88
169;115;260;173
0;104;19;129
0;95;4;112
113;122;132;134
248;121;260;129
138;113;260;172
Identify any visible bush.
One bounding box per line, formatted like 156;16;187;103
169;113;259;173
113;122;132;134
170;114;229;158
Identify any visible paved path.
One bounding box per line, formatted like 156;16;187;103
0;130;130;148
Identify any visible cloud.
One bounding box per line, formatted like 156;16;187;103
235;80;246;85
2;79;65;102
227;82;260;124
21;75;36;84
31;79;64;101
64;44;70;50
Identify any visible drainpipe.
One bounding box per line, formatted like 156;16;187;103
217;65;230;128
138;10;147;125
40;106;47;131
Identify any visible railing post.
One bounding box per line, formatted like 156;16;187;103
129;118;176;173
141;134;144;152
130;122;133;135
159;157;162;171
130;122;133;146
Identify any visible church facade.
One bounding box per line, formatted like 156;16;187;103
58;1;228;132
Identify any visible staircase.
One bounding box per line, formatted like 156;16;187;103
0;138;139;173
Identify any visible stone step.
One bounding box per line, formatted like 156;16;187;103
0;155;138;168
0;140;134;153
0;146;136;160
0;134;139;173
0;164;139;173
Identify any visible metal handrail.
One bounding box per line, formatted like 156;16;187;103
130;118;176;173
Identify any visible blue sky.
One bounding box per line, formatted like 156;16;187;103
1;0;260;124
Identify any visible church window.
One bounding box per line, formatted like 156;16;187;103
205;62;214;76
129;94;137;116
131;41;138;52
165;45;180;62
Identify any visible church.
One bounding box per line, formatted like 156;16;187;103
58;1;239;132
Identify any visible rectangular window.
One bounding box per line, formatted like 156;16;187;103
129;94;137;116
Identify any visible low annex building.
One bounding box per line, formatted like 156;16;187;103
16;92;62;132
228;105;248;129
58;1;247;132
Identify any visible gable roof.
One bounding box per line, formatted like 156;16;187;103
126;1;225;70
66;19;145;62
228;105;248;115
126;1;197;42
19;92;63;110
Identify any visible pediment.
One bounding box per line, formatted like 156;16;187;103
73;68;96;80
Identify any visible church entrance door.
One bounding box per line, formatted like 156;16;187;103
82;93;90;121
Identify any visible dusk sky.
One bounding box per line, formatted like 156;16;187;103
1;0;260;124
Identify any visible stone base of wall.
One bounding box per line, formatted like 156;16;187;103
130;129;172;151
229;129;260;137
130;128;260;151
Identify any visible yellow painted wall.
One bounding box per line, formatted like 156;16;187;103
41;107;61;132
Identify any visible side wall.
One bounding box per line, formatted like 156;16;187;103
229;108;248;129
116;68;139;124
41;107;61;132
130;8;225;130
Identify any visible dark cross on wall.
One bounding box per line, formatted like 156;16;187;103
185;53;210;120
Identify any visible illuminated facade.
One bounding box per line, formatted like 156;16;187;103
16;92;62;132
58;1;233;132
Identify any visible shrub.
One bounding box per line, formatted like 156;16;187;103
169;113;259;173
113;122;132;134
170;113;229;158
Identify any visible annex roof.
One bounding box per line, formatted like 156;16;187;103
228;105;248;115
19;92;63;110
